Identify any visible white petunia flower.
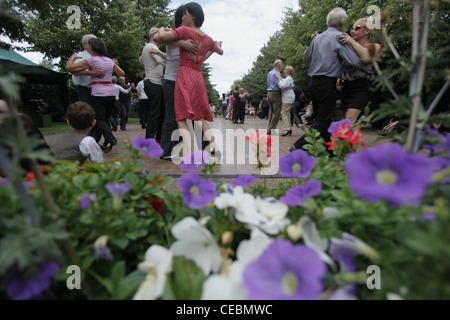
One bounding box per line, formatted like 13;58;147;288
201;261;247;300
133;245;173;300
236;227;273;266
214;186;264;225
170;217;222;276
202;228;272;300
254;197;290;235
299;215;336;271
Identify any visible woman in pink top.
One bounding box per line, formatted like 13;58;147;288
158;2;223;158
66;38;125;153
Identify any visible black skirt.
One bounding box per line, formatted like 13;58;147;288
341;78;374;111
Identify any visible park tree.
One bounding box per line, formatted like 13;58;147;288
203;63;220;105
21;0;173;82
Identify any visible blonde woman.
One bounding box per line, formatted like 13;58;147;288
339;17;382;123
275;65;295;136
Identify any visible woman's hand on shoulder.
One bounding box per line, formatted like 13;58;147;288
339;32;356;46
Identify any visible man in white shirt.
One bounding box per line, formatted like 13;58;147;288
111;76;133;131
140;27;167;142
136;73;150;129
71;34;104;105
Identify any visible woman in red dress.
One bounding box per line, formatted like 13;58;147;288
158;2;223;158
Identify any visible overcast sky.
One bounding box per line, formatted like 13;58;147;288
3;0;299;96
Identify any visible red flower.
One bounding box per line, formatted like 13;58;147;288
151;199;165;215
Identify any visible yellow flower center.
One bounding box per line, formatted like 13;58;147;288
190;186;199;195
282;272;298;295
376;170;398;185
292;163;302;172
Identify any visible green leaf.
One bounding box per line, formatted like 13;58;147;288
110;237;129;249
79;213;96;225
112;270;147;300
162;258;205;300
110;260;126;287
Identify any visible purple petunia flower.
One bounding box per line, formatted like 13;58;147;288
345;143;434;206
279;149;315;178
328;119;352;134
431;156;450;184
280;179;322;206
94;236;114;261
23;181;34;189
243;239;326;300
329;233;380;267
0;178;10;186
178;172;217;209
132;136;163;158
80;193;97;210
231;175;258;188
423;213;437;223
106;183;132;197
4;262;59;300
180;150;208;171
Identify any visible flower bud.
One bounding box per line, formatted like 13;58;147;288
221;231;233;245
287;224;302;242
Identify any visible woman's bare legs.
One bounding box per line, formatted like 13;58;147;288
194;120;219;153
345;108;362;123
177;119;193;156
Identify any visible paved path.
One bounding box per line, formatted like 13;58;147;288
44;117;388;178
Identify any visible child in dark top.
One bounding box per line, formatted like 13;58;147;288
50;102;104;163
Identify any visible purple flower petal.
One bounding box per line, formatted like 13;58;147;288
423;213;437;223
328;119;352;134
180;150;208;171
4;262;59;300
231;175;258;188
106;183;132;197
132;136;163;158
243;239;326;300
345;143;433;206
280;180;322;206
279;149;315;178
178;172;217;209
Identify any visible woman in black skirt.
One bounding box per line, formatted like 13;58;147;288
339;17;382;123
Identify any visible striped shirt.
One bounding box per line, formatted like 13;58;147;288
85;56;116;97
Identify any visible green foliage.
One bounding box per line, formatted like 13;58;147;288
17;0;172;82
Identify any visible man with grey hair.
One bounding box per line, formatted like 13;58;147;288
140;27;167;142
266;59;284;135
71;34;105;106
289;7;367;155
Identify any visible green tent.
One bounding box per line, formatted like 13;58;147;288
0;48;69;117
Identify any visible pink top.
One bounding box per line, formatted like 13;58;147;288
85;56;115;97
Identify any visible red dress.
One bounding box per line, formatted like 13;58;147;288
172;26;218;122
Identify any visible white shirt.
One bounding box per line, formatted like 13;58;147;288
72;50;93;88
139;42;166;86
278;75;295;104
114;84;129;100
164;45;181;82
80;136;103;163
136;80;148;100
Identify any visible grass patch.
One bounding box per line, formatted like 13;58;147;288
40;118;140;136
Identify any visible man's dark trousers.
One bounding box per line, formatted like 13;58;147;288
293;76;337;151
